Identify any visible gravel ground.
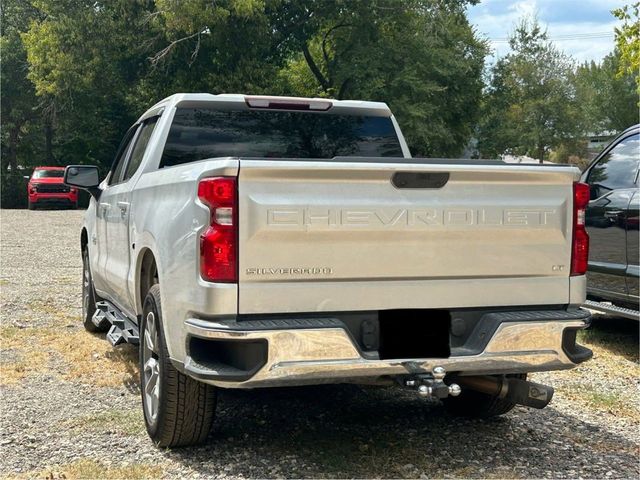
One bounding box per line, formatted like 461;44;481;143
1;208;638;479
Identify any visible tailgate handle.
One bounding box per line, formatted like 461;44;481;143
392;171;449;189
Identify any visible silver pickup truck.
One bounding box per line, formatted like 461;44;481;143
65;94;592;448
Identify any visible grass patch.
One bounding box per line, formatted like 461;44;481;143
556;384;638;420
33;459;163;479
587;390;626;411
0;326;49;385
0;324;138;388
0;325;22;340
63;408;146;437
46;329;139;387
578;319;639;362
24;300;74;323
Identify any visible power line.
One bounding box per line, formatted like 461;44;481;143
488;31;614;43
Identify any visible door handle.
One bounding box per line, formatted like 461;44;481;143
117;201;130;213
99;203;110;218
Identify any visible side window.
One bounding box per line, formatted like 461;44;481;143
123;117;158;182
109;126;138;186
588;133;640;197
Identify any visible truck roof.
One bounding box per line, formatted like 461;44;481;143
141;93;392;122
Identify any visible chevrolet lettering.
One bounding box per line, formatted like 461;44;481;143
265;207;558;228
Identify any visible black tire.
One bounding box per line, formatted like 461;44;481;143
28;201;35;210
82;249;109;332
140;284;217;448
443;374;527;418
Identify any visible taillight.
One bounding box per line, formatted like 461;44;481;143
198;177;237;282
571;182;590;276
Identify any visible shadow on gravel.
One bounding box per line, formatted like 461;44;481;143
167;384;638;478
582;315;639;361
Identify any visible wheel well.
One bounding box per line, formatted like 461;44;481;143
139;249;159;310
80;228;88;254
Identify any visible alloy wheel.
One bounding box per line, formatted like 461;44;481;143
82;254;91;319
142;311;161;425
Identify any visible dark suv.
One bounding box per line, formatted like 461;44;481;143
581;124;639;317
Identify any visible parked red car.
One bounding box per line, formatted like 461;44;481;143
27;166;78;210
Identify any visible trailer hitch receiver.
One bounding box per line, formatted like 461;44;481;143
405;366;461;399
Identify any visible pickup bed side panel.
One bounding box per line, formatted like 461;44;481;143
238;160;579;314
130;159;239;360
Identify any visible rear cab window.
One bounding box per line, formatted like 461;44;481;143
160;108;404;167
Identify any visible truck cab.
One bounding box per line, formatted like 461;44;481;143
581;124;639;316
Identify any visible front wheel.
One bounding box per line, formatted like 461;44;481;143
443;374;527;418
140;284;217;448
28;200;35;210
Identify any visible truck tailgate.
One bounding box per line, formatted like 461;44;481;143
237;159;579;314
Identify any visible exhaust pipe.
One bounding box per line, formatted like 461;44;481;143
455;375;554;409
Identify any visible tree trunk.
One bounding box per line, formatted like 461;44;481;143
45;122;55;165
337;77;352;100
6;126;20;173
537;144;544;164
301;44;331;93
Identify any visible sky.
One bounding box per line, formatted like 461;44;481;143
467;0;626;64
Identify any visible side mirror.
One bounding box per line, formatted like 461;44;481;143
64;165;101;199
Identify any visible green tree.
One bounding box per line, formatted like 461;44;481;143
21;0;158;169
276;1;487;156
1;0;43;172
148;0;486;156
613;2;640;94
0;1;47;207
574;50;638;133
478;18;582;162
16;0;485;179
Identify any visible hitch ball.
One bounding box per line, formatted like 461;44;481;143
433;366;446;380
418;385;432;397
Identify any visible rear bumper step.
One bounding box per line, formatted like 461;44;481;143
181;309;591;388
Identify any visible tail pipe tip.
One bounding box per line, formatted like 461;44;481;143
456;375;554;410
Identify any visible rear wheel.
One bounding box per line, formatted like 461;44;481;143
443;374;527;418
140;284;217;448
82;249;109;332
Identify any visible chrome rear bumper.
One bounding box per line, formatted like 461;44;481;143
181;310;591;388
